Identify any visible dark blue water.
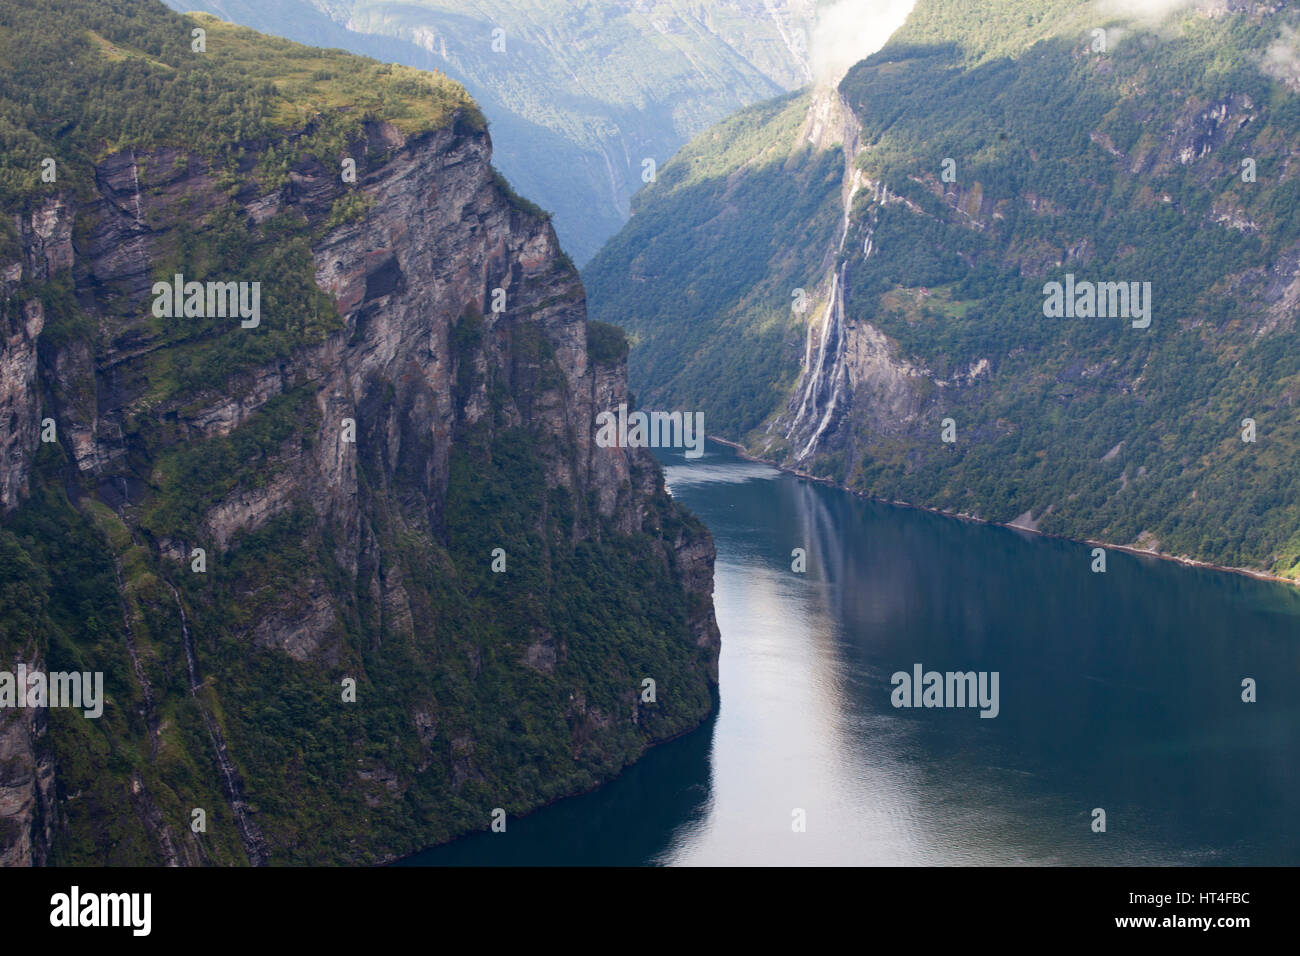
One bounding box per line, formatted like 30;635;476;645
402;441;1300;865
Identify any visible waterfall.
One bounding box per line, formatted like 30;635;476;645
798;264;850;462
775;85;883;466
165;580;267;866
129;150;144;227
112;559;157;758
785;149;862;460
789;269;842;435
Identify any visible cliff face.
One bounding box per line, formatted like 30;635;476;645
0;104;719;864
0;652;54;866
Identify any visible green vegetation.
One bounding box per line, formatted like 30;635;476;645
585;91;846;436
833;2;1300;574
889;0;1090;63
139;389;317;540
586;320;628;365
491;168;552;222
0;447;244;865
0;1;480;205
0;0;714;865
588;0;1300;577
165;0;817;263
0;0;482;400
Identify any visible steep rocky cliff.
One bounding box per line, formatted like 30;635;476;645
0;3;718;865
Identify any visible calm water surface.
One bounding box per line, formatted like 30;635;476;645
403;442;1300;865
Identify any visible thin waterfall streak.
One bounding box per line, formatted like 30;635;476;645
165;580;266;865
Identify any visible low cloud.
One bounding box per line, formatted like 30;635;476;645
1094;0;1198;21
809;0;918;84
1263;24;1300;89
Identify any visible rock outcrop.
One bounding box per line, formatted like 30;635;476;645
0;107;719;865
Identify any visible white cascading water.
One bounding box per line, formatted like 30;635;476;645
797;263;850;462
166;580;266;865
786;160;863;463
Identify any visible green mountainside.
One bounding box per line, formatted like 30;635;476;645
583;88;847;437
161;0;819;264
586;0;1300;579
0;0;718;865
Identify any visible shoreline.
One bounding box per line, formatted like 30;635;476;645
384;687;720;866
705;434;1298;588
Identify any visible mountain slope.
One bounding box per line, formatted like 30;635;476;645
584;87;851;437
161;0;819;264
0;0;719;865
586;0;1300;578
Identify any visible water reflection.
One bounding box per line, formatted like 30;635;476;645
405;442;1300;866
